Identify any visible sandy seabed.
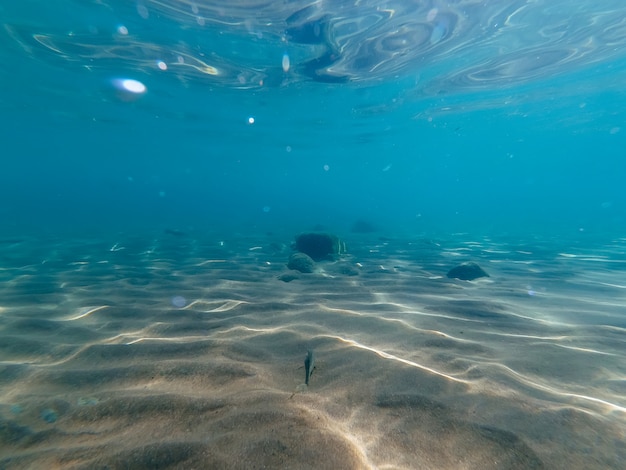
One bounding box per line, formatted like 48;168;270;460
0;231;625;469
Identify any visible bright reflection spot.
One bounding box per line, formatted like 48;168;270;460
157;60;167;70
117;25;129;35
326;334;469;384
112;78;146;94
282;53;290;72
248;116;255;124
427;8;438;22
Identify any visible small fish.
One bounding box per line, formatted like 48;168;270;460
304;349;316;385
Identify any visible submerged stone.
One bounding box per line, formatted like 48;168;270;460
294;232;347;261
278;271;300;282
351;219;377;233
447;262;489;281
287;253;315;273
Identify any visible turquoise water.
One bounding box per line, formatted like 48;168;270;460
2;1;626;468
3;0;626;237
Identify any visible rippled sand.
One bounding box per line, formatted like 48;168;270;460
1;232;625;469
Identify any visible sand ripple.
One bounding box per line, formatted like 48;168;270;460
0;233;625;468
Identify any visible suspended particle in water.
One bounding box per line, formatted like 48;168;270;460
171;296;186;308
323;164;330;171
137;2;150;20
262;206;271;213
285;145;292;153
248;116;255;124
137;3;149;19
157;60;167;71
282;53;290;72
159;191;166;197
117;25;129;35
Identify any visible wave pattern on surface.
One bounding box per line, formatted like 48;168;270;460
4;0;626;90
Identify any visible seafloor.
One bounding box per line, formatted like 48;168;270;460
1;231;625;469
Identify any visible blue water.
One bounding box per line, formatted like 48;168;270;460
2;1;626;468
3;0;626;238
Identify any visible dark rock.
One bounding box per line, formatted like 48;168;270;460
447;262;489;281
287;253;315;273
351;219;377;233
278;271;300;282
294;232;347;261
164;228;186;237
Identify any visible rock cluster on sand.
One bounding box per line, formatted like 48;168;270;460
279;232;350;281
447;262;489;281
294;232;347;261
287;252;315;273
